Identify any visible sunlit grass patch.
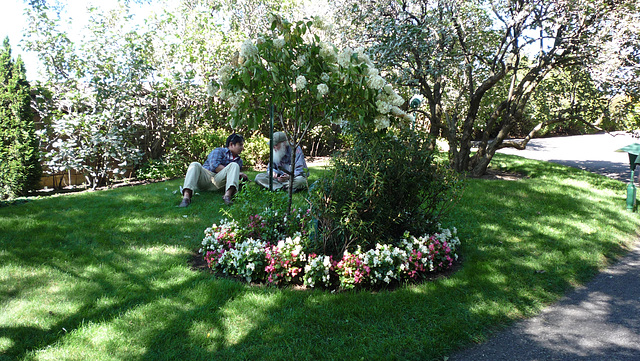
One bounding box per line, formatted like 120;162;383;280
1;156;639;360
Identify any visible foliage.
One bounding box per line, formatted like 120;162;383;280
333;0;639;176
221;184;312;244
609;95;640;133
522;67;612;137
219;15;413;135
136;148;186;180
217;15;414;210
241;132;270;168
307;126;463;257
0;38;41;199
24;1;296;187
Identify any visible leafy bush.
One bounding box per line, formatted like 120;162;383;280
183;127;228;162
242;132;269;169
0;39;41;199
307;127;462;257
136;148;186;180
43;110;143;188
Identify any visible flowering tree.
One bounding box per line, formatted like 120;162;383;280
217;15;413;209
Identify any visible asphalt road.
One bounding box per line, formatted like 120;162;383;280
450;132;640;361
497;132;639;182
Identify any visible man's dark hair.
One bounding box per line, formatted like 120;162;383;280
226;133;244;147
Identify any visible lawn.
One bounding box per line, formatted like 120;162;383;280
1;154;639;361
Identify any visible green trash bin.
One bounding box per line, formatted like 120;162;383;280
615;143;640;211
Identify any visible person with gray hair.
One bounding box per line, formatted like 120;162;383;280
179;133;248;207
255;131;308;192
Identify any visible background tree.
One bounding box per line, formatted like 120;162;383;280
21;0;297;187
333;0;639;176
0;37;41;199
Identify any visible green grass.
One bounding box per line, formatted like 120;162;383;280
1;156;639;361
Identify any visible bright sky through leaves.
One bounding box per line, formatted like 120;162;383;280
0;0;39;79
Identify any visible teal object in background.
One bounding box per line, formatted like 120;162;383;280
616;143;640;211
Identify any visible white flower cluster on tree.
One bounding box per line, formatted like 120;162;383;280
215;17;413;134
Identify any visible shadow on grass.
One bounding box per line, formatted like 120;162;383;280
0;159;639;360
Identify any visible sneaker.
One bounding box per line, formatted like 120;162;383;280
179;197;191;207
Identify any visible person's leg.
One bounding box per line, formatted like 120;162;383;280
213;162;240;204
180;162;215;207
291;175;308;191
254;172;285;191
282;175;308;192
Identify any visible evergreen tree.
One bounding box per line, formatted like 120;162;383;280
0;37;41;199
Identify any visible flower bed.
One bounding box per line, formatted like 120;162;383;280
200;209;461;290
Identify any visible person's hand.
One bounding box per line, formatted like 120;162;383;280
277;174;290;182
239;172;249;181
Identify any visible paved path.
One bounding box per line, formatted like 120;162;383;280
450;133;640;361
497;132;638;182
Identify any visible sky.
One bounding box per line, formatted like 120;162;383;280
0;0;332;82
0;0;157;81
0;0;41;80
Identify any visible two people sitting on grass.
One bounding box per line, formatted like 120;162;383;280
254;131;308;192
179;133;249;207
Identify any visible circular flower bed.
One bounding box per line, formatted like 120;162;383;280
199;208;461;290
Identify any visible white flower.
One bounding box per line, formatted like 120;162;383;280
295;75;307;90
404;114;416;123
337;47;353;67
321;72;330;83
391;93;405;106
367;75;385;90
240;39;258;60
374;115;390;130
376;100;392;114
390;106;405;116
217;65;233;85
317;83;329;97
206;82;216;97
273;37;285;49
355;47;373;66
296;54;308;67
320;42;336;60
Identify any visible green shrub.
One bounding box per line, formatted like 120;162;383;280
136;148;186;180
242;132;269;169
184;126;228;161
0;38;41;199
307;127;462;257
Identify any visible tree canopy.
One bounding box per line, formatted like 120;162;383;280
0;37;41;198
17;0;640;180
332;0;640;175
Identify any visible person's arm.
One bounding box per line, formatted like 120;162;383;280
267;162;283;177
203;148;224;172
237;158;248;181
293;147;308;177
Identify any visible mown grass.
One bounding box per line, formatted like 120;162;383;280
1;155;639;361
